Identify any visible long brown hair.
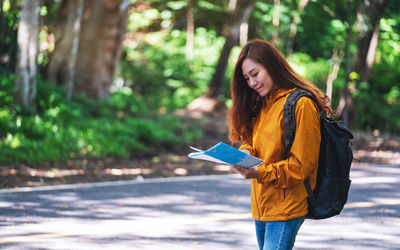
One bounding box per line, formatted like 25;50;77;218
228;39;332;144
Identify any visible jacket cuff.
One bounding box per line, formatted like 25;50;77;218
257;163;274;184
257;164;265;183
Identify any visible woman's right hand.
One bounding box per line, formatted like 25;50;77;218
232;165;258;179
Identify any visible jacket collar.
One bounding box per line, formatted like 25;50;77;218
265;88;295;103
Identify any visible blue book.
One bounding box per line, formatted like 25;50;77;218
188;142;264;168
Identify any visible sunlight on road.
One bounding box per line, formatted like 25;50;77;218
0;211;255;249
0;233;79;244
1;165;400;249
346;198;400;208
0;176;256;249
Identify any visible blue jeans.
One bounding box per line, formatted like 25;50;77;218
255;216;305;250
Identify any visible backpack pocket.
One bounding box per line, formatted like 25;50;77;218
307;177;351;219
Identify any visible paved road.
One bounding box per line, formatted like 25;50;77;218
0;164;399;250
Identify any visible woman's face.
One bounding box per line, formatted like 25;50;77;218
241;58;275;97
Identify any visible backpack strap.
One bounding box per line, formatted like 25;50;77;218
282;89;315;159
282;88;318;199
304;179;314;198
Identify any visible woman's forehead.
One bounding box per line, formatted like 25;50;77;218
242;58;261;74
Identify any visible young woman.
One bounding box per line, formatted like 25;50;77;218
228;39;332;250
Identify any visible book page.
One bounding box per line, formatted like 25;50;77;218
187;153;227;164
188;142;264;168
189;146;203;152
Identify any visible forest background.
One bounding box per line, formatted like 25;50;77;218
0;0;399;188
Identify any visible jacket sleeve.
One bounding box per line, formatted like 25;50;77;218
257;97;321;188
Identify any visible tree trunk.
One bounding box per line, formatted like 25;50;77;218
0;0;4;52
207;0;255;98
336;0;353;126
326;49;343;101
205;38;235;99
74;0;129;98
15;0;41;107
186;0;195;60
67;0;84;99
352;0;387;83
0;0;5;72
336;0;387;125
239;22;249;46
47;0;129;99
286;0;310;56
271;0;281;48
187;0;256;112
46;0;84;85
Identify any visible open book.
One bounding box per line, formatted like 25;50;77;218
188;142;264;168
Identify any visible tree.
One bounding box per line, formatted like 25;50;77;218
15;0;41;106
271;0;281;47
46;0;83;99
335;0;387;126
286;0;310;56
0;0;4;57
0;0;19;74
334;0;355;127
47;0;130;99
186;0;197;60
188;0;257;112
325;49;344;101
352;0;387;83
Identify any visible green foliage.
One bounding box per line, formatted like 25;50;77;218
250;1;298;52
117;27;224;110
287;52;330;89
2;0;400;164
118;1;400;134
0;75;202;164
0;0;20;74
294;1;354;59
351;16;400;133
0;74;16;107
353;83;400;133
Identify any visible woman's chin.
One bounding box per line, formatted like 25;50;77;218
258;89;268;96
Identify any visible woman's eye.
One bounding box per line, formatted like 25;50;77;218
252;72;258;77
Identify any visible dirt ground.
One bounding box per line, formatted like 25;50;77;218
1;110;399;189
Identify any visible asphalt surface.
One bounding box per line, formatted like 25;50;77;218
0;164;399;250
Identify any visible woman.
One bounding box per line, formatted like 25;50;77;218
228;39;331;250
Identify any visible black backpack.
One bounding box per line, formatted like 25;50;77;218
283;89;354;219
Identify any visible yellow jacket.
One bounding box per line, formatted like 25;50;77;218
240;88;321;221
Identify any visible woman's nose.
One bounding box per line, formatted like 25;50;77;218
249;78;257;87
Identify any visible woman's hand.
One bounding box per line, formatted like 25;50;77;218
232;165;258;179
232;148;258;179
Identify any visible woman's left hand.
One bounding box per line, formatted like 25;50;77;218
232;165;258;179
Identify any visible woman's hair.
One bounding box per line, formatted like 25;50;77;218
228;39;332;144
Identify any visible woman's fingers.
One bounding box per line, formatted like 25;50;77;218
232;165;243;174
232;165;250;178
232;165;258;179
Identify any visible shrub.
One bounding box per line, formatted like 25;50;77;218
0;75;202;164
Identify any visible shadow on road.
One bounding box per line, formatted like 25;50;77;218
1;164;400;249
